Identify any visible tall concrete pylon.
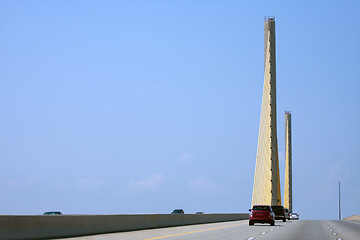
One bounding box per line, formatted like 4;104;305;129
251;17;282;207
284;111;292;212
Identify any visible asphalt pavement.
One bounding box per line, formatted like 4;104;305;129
59;219;360;240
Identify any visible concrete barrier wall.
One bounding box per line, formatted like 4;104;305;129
343;215;360;223
0;213;249;240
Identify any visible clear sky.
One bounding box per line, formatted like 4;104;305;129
0;0;359;220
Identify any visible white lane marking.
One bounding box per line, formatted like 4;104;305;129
270;228;274;231
247;238;255;240
261;232;266;235
332;233;337;236
276;226;279;228
337;238;343;240
329;229;333;231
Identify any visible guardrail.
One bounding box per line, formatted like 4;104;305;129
0;213;249;240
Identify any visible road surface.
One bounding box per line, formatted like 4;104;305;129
60;219;360;240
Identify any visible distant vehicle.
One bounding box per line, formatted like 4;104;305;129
290;212;299;220
195;212;204;214
171;209;184;214
43;211;62;215
271;205;286;222
284;208;290;220
249;205;275;226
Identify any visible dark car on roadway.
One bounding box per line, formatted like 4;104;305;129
171;209;184;214
284;208;290;220
43;211;62;215
249;205;275;226
271;205;286;222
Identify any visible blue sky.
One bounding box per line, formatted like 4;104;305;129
0;0;359;220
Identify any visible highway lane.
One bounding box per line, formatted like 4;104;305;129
59;219;360;240
259;220;360;240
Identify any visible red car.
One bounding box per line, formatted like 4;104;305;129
249;205;275;226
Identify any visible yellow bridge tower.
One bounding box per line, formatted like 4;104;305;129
284;111;292;212
251;17;282;207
